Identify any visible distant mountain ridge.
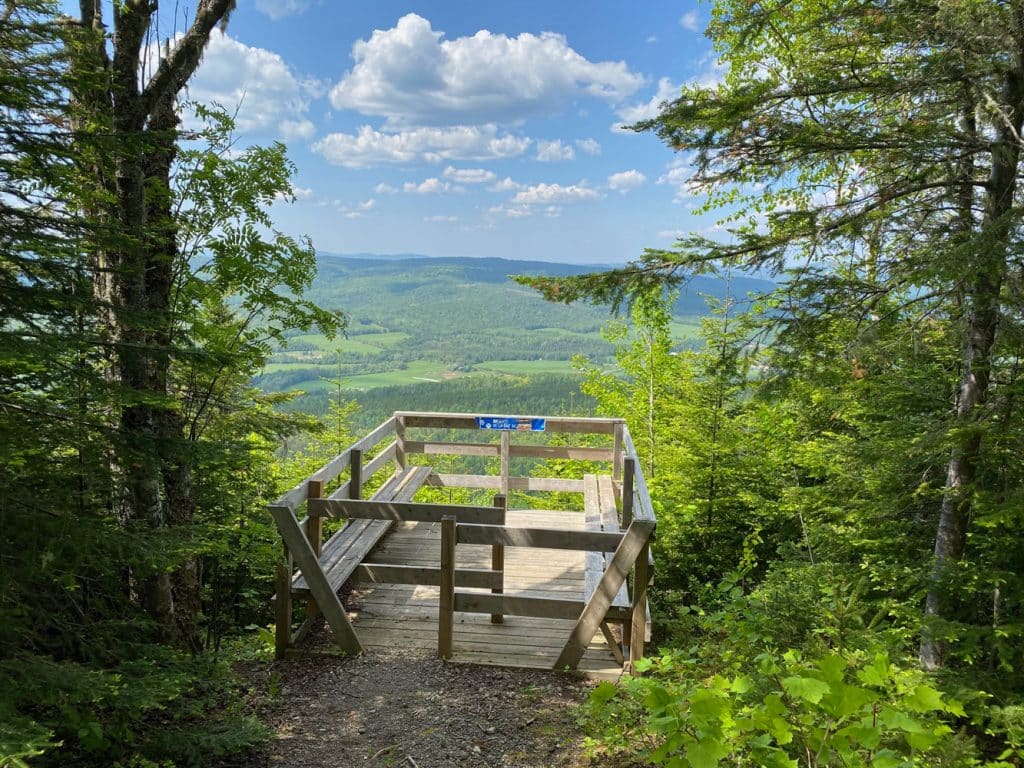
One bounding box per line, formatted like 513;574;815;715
314;252;775;316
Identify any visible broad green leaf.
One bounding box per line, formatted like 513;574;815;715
782;675;831;704
685;737;729;768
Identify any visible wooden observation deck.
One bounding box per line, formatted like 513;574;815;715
269;412;656;678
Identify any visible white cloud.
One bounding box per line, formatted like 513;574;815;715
342;211;365;219
658;229;686;239
273;185;313;202
614;77;679;128
657;156;704;202
312;124;531;168
403;177;453;194
329;13;644;126
280;119;315;141
373;182;398;194
358;198;376;210
489;177;523;192
536;139;575;162
442;166;497;183
512;182;601;205
607;169;646;192
185;30;316;137
543;205;563;218
575;138;601;156
424;214;458;222
679;11;700;31
646;35;658;44
254;0;311;20
489;204;534;218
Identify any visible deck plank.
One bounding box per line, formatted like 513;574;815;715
348;506;622;676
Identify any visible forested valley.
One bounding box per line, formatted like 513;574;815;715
2;0;1023;766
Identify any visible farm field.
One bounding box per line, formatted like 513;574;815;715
254;253;774;412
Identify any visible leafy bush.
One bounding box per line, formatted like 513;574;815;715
586;649;982;767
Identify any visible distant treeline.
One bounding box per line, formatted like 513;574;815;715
289;373;595;431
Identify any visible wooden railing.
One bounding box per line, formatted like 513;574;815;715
267;410;658;668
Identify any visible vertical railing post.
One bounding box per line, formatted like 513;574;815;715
350;448;363;500
274;548;292;659
438;515;456;659
630;540;651;669
304;479;324;618
500;429;510;497
395;414;406;470
612;422;623;482
491;494;506;624
622;457;635;528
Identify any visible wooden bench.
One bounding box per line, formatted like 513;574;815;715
274;465;433;655
291;466;433;596
582;473;631;664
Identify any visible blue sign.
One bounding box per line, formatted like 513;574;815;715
476;416;546;431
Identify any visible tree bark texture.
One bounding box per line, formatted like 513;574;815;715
72;0;236;650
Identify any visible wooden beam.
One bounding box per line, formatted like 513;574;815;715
395;414;406;469
508;444;615;462
403;440;500;458
491;494;505;624
274;560;292;659
600;621;625;666
305;479;324;619
362;440;396;481
630;540;651;668
612;422;623;482
500;430;510;497
268;504;362;654
622;457;635;528
352;563;501;589
306;480;324;556
451;592;631;622
349;448;362;500
438;516;456;659
621;427;656;523
352;415;396;452
456;524;623;552
555;519;655;670
395;411;621;434
425;473;585;493
309;498;505;525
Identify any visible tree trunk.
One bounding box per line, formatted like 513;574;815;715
71;0;236;649
920;46;1024;669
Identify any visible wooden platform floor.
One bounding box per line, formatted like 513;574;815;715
348;508;624;679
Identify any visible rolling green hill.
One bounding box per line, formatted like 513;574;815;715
256;253;773;422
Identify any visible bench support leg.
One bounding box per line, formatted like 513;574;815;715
629;541;651;669
269;504;363;655
275;558;292;659
600;621;624;665
555;520;654;670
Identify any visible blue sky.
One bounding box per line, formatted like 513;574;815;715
178;0;721;264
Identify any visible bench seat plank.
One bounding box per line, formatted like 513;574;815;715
582;474;629;609
292;466;432;595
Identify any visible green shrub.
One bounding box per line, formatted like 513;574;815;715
586;649;980;767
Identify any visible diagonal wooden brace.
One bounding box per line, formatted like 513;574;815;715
268;504;363;655
554;519;655;670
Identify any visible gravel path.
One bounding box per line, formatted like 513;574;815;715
243;649;596;768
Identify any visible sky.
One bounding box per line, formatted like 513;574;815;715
168;1;722;264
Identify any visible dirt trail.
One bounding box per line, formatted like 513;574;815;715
244;649;596;768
